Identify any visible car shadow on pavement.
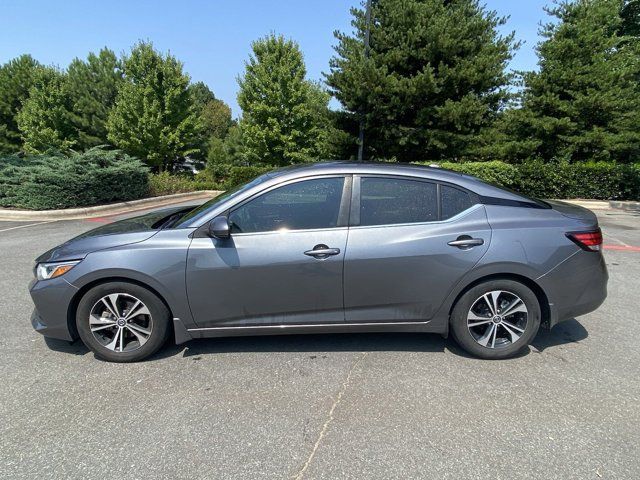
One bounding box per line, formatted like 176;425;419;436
531;318;588;352
161;332;446;360
42;318;588;361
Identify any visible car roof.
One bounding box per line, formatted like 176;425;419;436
179;161;534;228
267;161;519;199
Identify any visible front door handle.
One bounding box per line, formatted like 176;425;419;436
448;236;484;249
304;244;341;259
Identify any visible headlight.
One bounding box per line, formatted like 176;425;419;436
36;261;80;281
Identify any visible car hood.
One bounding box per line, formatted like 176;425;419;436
35;206;188;263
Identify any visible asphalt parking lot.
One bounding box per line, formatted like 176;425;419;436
1;204;639;479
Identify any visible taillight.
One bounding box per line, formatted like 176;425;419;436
566;228;603;252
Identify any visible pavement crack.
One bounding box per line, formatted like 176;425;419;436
292;351;368;480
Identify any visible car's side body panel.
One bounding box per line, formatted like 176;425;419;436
343;205;491;322
185;228;348;328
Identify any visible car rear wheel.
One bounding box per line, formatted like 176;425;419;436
76;282;170;363
450;279;541;359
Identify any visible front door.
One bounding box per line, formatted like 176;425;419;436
186;176;350;328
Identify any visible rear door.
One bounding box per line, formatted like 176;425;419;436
343;175;491;322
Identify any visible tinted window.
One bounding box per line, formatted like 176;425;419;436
441;185;474;220
360;177;437;226
229;177;344;233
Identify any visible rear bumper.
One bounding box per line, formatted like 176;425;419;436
538;251;608;328
29;277;78;341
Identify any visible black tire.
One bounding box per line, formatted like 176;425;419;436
450;279;541;360
76;281;170;363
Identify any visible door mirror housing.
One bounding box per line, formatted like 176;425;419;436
209;216;231;239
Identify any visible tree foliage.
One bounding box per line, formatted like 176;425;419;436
502;0;640;163
17;67;76;153
107;41;199;171
0;55;42;153
237;34;335;165
326;0;517;162
66;48;123;150
189;81;234;160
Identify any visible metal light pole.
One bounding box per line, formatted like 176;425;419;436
357;0;372;162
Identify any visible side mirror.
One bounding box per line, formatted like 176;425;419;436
209;216;231;239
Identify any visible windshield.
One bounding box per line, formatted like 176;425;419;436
173;173;273;227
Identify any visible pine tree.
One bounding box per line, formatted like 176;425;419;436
0;55;42;153
107;42;198;171
326;0;517;161
66;48;123;150
237;34;334;165
511;0;640;162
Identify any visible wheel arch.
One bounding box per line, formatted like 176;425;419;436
66;276;176;341
447;273;551;329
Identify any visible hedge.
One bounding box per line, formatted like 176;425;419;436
148;165;274;196
0;147;149;210
425;161;640;201
205;163;274;188
148;172;217;196
156;161;640;200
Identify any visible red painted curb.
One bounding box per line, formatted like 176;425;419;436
604;245;640;252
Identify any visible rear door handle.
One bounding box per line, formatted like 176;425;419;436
448;236;484;249
304;244;341;259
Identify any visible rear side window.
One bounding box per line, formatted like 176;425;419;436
229;177;345;233
360;177;438;226
441;185;474;220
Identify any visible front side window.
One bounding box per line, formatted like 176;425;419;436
360;177;438;226
229;177;345;233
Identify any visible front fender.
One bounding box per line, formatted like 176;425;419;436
64;229;196;329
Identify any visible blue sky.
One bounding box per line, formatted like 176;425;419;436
1;0;549;117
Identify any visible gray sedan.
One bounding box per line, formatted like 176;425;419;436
30;162;608;362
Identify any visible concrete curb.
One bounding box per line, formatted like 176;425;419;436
0;190;223;221
562;199;611;210
609;201;640;213
563;199;640;212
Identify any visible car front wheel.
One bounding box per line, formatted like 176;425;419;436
76;281;170;363
450;279;541;359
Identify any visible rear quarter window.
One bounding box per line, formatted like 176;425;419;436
441;185;474;220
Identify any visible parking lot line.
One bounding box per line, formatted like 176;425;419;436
0;220;56;233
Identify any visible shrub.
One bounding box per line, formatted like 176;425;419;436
0;147;148;209
148;171;219;197
423;160;640;200
437;161;520;190
205;163;274;189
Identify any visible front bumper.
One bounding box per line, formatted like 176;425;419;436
29;277;79;341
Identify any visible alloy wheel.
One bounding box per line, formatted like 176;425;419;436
467;290;528;349
89;293;153;353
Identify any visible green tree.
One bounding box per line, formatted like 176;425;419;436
188;81;234;160
107;41;198;171
66;48;123;150
621;0;640;36
17;67;76;153
0;55;42;153
237;34;334;165
508;0;640;163
326;0;517;162
206;125;247;166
